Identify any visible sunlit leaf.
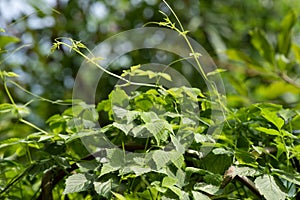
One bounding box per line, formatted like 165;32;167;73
192;191;210;200
254;174;286;200
63;173;92;194
94;179;112;198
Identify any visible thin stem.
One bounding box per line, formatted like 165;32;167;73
26;144;33;163
162;0;208;82
4;80;15;105
9;81;73;106
0;44;32;65
19;119;49;135
55;38;161;90
162;0;184;32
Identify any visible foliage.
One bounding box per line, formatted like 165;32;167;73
1;1;300;200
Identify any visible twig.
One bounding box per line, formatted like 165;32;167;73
221;165;263;198
279;72;300;89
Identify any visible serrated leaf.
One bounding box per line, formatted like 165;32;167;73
140;111;159;123
254;174;286;200
128;165;151;176
152;150;170;170
111;87;129;108
63;173;92;194
106;148;125;168
94;179;112;198
100;163;119;177
112;122;133;135
172;154;184;169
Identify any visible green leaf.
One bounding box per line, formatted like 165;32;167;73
192;191;210;200
140;111;160;123
212;147;233;155
113;106;129;119
232;166;261;177
272;169;300;186
111;87;129;107
0;103;15;113
256;127;280;136
250;29;275;64
146;120;172;145
162;176;177;188
127;165;151;176
185;167;208;176
254;174;286;200
0;71;19;78
100;163;119;177
77;160;98;172
235;149;257;166
0;35;20;48
292;44;300;63
63;173;92;194
94;179;112;198
276;141;285;158
158;72;172;81
152;150;171;170
168;185;184;198
170;135;185;154
194;183;221;195
0;138;24;149
112;191;127;200
106;148;125;168
259;108;284;130
112;122;133;135
277;10;297;56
